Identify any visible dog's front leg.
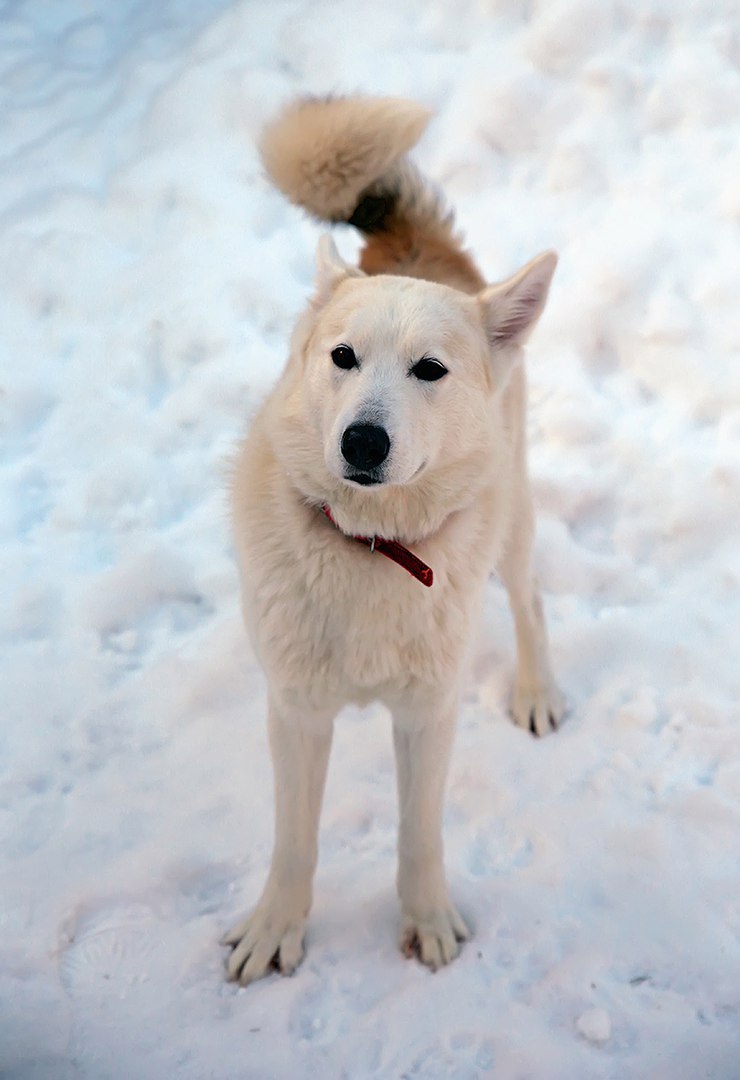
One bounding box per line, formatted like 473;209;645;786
222;698;334;985
391;697;470;970
498;525;566;738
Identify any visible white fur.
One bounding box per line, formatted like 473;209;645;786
223;109;564;986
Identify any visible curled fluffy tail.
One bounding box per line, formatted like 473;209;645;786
259;95;485;294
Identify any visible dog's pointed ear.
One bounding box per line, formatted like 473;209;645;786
313;234;364;306
478;251;558;353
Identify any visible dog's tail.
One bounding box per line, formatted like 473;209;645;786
259;95;485;294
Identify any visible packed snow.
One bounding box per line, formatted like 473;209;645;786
1;1;739;1077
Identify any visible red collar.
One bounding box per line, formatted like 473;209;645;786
321;504;434;587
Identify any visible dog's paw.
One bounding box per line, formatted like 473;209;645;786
400;905;470;971
221;900;306;986
512;680;566;737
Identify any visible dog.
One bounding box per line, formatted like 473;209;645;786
222;95;565;985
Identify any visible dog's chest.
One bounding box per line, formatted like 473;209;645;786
245;519;481;704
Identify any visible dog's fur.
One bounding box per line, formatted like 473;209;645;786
223;95;564;984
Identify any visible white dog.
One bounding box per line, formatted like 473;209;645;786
223;95;564;985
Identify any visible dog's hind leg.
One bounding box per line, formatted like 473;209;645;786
390;696;470;969
498;490;565;738
222;699;335;985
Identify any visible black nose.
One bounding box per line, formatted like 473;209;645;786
341;423;390;471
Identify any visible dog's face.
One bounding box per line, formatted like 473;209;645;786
305;274;492;489
289;237;556;498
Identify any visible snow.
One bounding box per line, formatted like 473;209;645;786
576;1007;612;1044
1;0;739;1077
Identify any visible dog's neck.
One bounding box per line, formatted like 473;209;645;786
320;504;434;586
286;461;484;546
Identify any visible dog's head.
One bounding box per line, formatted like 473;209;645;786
277;236;556;537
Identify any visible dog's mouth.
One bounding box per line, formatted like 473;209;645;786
344;471;383;487
342;459;428;488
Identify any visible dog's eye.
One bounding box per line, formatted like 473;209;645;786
331;345;358;370
411;358;448;382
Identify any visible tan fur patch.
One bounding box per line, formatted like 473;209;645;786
359;213;487;294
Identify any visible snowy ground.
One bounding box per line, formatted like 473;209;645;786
2;1;740;1077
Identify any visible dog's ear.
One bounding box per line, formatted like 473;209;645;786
313;234;364;306
477;251;557;353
